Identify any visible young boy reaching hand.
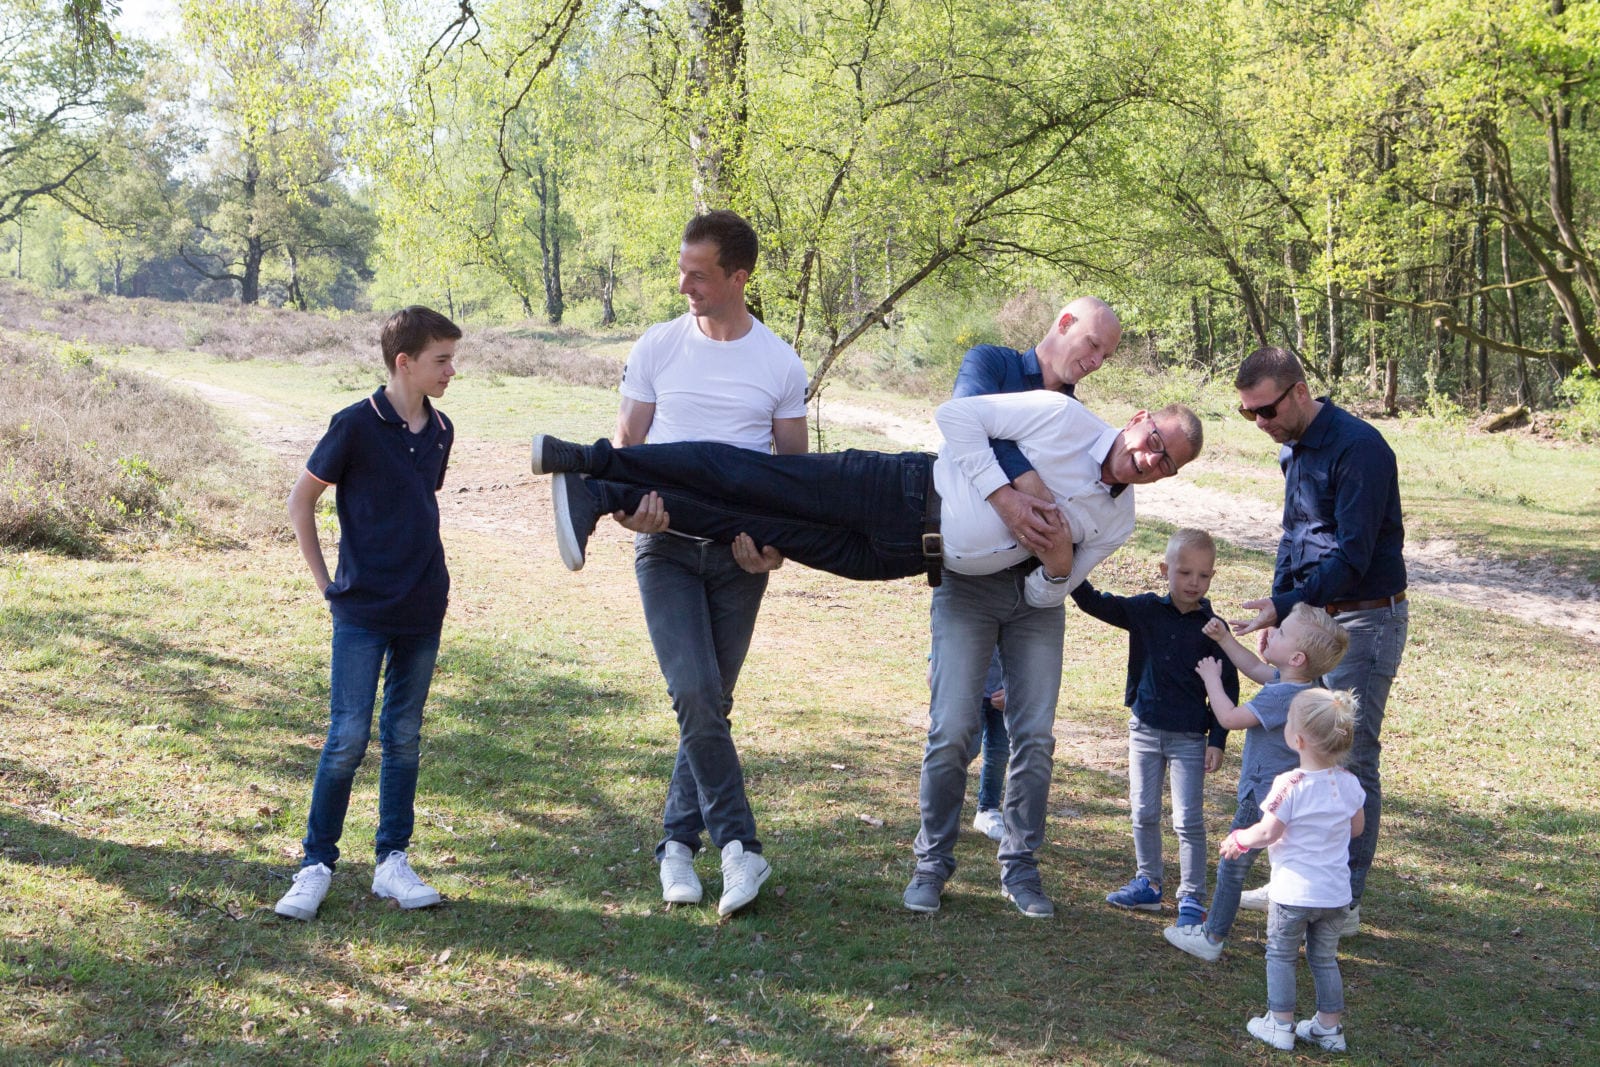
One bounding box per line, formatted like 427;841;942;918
1071;528;1236;927
274;306;460;921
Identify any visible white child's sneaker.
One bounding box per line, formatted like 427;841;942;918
274;863;332;921
1295;1017;1348;1052
1238;885;1271;912
972;808;1005;842
1247;1013;1296;1051
371;851;441;909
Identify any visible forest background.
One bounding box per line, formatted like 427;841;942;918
7;0;1600;425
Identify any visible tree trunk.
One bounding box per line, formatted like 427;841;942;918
685;0;746;211
599;246;616;327
1500;222;1528;404
536;163;564;325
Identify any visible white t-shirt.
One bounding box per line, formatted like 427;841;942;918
1262;766;1367;909
932;390;1134;608
620;313;809;447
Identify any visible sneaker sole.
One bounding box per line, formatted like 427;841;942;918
552;473;587;571
662;886;704;905
902;895;942;913
1163;926;1224;961
1106;898;1163;912
1002;889;1055;919
530;433;566;475
274;902;318;921
374;889;442;909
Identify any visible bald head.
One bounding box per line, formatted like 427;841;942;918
1036;296;1122;390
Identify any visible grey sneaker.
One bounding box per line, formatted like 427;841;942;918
1238;885;1271;912
531;434;592;475
902;874;945;913
274;862;332;921
552;472;601;571
1164;922;1224;961
1247;1014;1296;1051
1295;1017;1348;1052
1001;879;1055;918
717;841;770;917
659;841;703;905
371;851;441;909
972;808;1004;842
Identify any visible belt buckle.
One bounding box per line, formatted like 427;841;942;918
922;532;943;558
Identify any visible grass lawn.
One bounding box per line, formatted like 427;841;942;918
3;333;1598;1064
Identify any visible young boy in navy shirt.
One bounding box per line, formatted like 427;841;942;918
274;306;459;921
1071;528;1237;927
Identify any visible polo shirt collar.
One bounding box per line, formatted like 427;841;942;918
366;387;443;431
1021;347;1074;395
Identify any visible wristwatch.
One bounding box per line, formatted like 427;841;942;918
1040;570;1070;585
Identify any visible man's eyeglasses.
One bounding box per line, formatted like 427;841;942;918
1238;381;1297;421
1145;425;1178;478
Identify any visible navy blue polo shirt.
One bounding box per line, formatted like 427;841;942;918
951;344;1075;483
1070;582;1236;748
1270;399;1407;619
306;388;453;635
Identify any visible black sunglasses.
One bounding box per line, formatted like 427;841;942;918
1238;382;1297;421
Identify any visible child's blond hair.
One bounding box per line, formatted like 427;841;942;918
1165;527;1215;561
1288;687;1360;762
1286;602;1350;678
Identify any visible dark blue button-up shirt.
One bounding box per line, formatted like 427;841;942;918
307;388;454;634
1270;399;1406;619
1070;583;1236;748
951;344;1074;483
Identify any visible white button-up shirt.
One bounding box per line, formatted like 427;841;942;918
932;391;1136;607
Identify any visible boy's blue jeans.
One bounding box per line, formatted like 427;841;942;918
1127;719;1208;900
975;698;1008;812
300;620;440;871
1206;791;1264;940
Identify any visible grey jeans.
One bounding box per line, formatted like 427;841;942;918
1127;719;1208;899
914;569;1064;888
1266;901;1347;1015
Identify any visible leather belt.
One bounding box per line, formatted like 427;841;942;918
1325;591;1406;616
922;480;943;588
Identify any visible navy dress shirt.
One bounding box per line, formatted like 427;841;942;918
1270;399;1406;620
1070;583;1236;749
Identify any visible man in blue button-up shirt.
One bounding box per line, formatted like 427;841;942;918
1230;346;1408;937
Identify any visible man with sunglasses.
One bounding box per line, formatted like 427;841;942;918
1229;346;1407;938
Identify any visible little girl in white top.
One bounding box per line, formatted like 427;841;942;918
1218;687;1366;1053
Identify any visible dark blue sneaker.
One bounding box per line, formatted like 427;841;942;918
551;472;600;571
1105;875;1162;911
531;434;593;475
1177;894;1207;927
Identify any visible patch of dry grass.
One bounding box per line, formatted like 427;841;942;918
2;331;234;555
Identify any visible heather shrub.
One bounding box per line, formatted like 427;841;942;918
2;331;230;555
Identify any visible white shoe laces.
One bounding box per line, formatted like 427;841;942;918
381;852;425;890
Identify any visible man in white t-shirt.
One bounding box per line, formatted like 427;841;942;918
613;210;809;917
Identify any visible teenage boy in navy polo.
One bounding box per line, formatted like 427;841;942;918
274;306;459;921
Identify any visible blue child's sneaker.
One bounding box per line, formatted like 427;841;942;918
1177;894;1207;927
1105;875;1163;911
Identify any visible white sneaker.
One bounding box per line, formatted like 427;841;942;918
1335;903;1360;937
1163;922;1224;961
274;863;332;921
1247;1014;1296;1051
1295;1017;1348;1052
659;841;703;904
371;851;441;909
717;841;770;917
972;808;1005;842
1239;886;1271;912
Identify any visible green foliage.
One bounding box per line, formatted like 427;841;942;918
1557;366;1600;440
